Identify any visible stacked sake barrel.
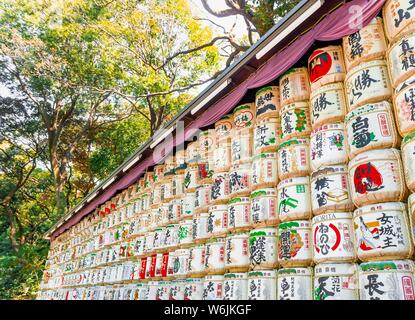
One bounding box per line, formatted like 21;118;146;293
342;11;415;300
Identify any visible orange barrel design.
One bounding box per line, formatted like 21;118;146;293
256;86;280;120
345;60;392;111
393;76;415;137
280;101;312;142
388;32;415;88
251;152;278;190
233;103;256;130
247;270;277;300
215;114;234;142
207;205;228;238
353;202;414;261
402;132;415;191
210;172;231;205
348;149;408;207
313;263;359;300
205;237;226;275
345;101;400;159
277;268;313;300
227;196;251;233
310;165;354;215
225;232;249;272
383;0;415;42
312;212;356;264
308;46;346;91
254;116;280;154
202;275;224;300
310;82;348;130
188;244;206;278
310;123;348;171
250;188;278;227
359;260;415;300
279;67;311;107
343;17;388;71
277;220;312;267
277;139;310;181
249;227;278;270
277;177;312;222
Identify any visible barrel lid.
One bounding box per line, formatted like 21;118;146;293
256;86;278;96
249;227;276;237
353;202;406;218
279;220;310;229
224;272;248;279
360;260;414;272
345;101;391;123
228;197;250;204
312;212;352;224
247;270;277;278
278;267;313;276
314;263;358;276
310;165;347;179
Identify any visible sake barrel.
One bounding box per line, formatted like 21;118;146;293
202;275;224;300
231;128;254;165
310;123;347;171
164;224;179;250
310;82;348;129
313;263;359;300
156;281;171;300
223;272;248;300
250;188;278;227
175;149;186;173
393;76;415;137
169;279;185;300
279;68;311;106
182;192;196;221
247;270;277;300
345;101;399;159
172;173;185;199
186;141;200;164
153;227;163;252
188;244;206;277
146;254;157;279
172;248;189;279
229;162;251;197
144;231;155;254
384;0;415;42
343;17;388;71
388;32;415;88
251;152;278;191
348;148;408;207
199;129;216;159
197;161;214;185
164;155;176;174
312;212;356;264
213;140;232;172
408;193;415;245
167;199;182;224
210;172;231;205
184;278;204;300
353;202;413;261
144;171;154;191
277;221;312;267
277;177;312;222
254;116;280;153
161;176;173;203
205;237;226;275
207;205;228;238
277;268;313;300
225;232;249;272
228;197;251;233
215;114;233;142
256;86;280;120
234;103;256;128
161;251;173;280
195;184;211;214
309;46;346;90
310;165;354;215
249;227;278;270
359;260;415;300
280;101;312;142
154;253;164;280
184;163;198;193
150;183;162;209
192;211;208;244
345;60;393;111
277;139;310;181
178;219;193;248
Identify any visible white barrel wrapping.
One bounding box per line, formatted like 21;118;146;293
278;221;312;267
225;232;249;270
256;86;280;120
203;275;224;300
279;68;311;106
249;228;278;270
205;238;225;274
207;205;228;237
223;273;248;300
277;139;310;181
247;270;277;300
250;188;278;227
277;268;313;300
228;197;251;232
277;177;312;222
280;101;312;142
184;278;204;300
252;152;278;190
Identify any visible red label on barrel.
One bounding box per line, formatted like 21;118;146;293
161;252;169;277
